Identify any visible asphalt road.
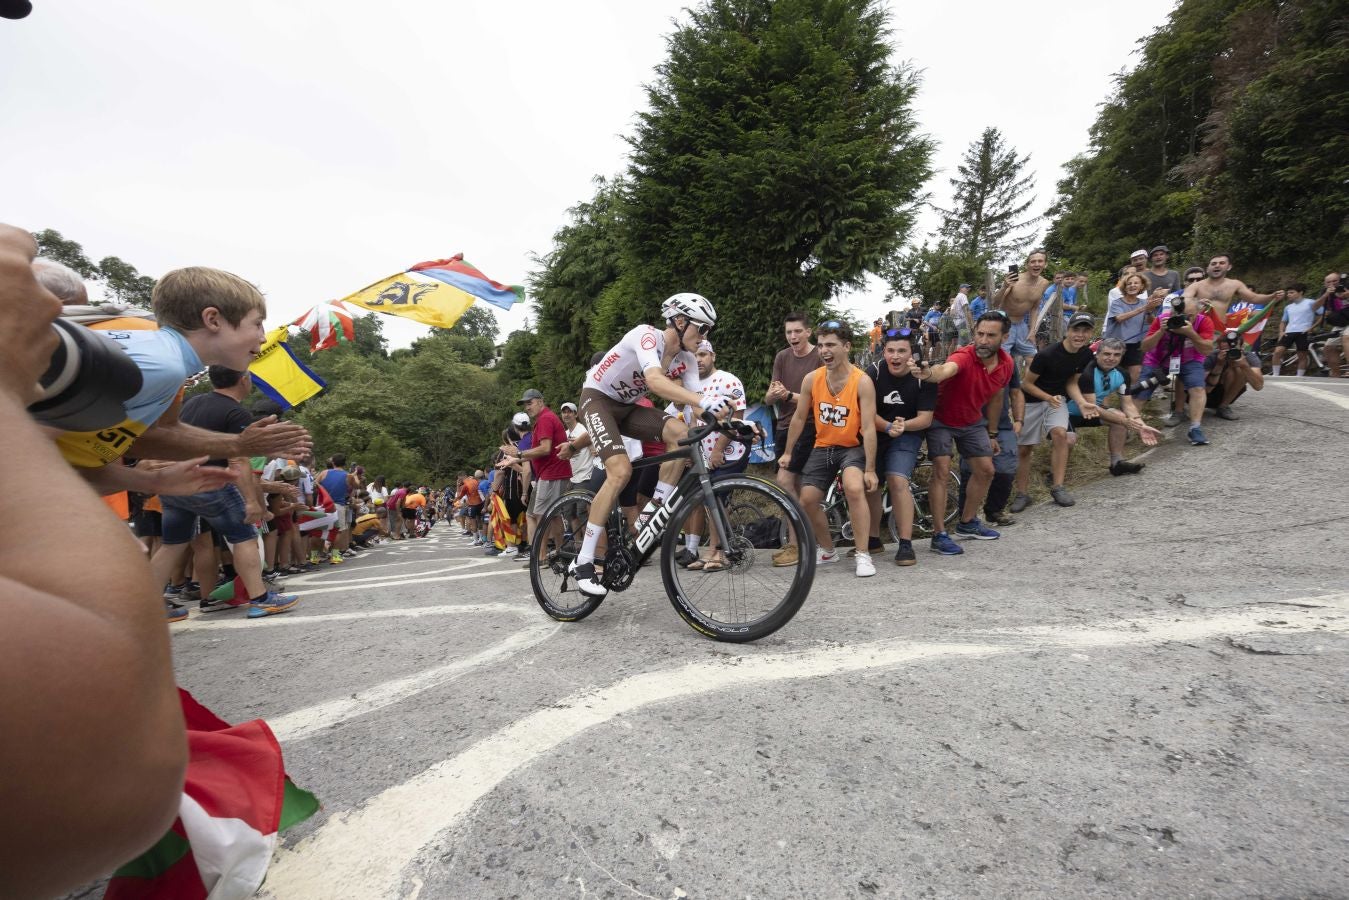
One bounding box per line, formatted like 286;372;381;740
165;378;1348;900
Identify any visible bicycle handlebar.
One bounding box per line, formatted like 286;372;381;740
678;411;758;448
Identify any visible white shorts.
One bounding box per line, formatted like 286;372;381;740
1017;401;1070;446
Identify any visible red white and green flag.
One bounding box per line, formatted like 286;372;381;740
292;300;356;353
104;689;319;900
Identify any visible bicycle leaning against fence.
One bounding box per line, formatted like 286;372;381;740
529;413;817;642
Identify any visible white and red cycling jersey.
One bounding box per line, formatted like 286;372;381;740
585;324;701;403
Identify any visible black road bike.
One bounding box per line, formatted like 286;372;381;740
529;414;816;642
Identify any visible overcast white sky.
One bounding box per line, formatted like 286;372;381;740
2;0;1176;348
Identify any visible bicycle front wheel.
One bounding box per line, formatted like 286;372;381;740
661;476;816;643
530;490;605;622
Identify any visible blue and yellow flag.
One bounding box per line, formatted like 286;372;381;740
249;327;325;410
338;256;524;329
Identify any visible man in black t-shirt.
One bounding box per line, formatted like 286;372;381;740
1010;313;1099;510
865;328;938;566
150;367;299;619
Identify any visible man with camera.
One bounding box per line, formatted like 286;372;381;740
1316;273;1347;377
1;222;187;898
1067;338;1164;476
1204;328;1265;419
1137;293;1216;446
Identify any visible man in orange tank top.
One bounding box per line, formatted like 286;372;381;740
779;321;879;577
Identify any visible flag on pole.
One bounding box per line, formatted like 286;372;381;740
248;327;325;410
104;690;319;900
292;300;356;353
338;255;524;330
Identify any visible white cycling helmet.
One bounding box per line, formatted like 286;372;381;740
660;292;717;327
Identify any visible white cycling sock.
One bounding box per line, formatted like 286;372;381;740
577;522;603;566
1272;363;1282;375
1296;369;1306;377
653;481;675;504
685;533;700;553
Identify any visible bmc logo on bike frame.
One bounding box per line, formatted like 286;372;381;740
634;487;681;554
818;402;850;427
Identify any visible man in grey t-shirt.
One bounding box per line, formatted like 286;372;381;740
1144;245;1181;296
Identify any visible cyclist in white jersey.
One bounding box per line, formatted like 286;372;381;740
570;293;729;596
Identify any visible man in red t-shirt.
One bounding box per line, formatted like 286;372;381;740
499;389;572;563
917;312;1014;555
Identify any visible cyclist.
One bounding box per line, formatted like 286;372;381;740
570;293;730;597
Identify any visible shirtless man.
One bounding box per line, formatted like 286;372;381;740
1182;252;1283;324
993;249;1051;365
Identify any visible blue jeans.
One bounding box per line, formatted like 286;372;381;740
162;484;257;546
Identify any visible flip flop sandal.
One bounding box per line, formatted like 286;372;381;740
702;558;728;572
686;559;708;570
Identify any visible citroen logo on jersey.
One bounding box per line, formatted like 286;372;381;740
883;390;904;407
818;402;850;427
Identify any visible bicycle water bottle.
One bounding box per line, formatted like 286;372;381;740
635;497;663;532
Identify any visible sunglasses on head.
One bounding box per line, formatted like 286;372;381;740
819;320;843;330
884;327;914;338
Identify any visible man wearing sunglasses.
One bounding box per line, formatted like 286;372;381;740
865;328;936;566
916;311;1014;555
570;292;727;597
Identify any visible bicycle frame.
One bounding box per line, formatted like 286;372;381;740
608;425;739;574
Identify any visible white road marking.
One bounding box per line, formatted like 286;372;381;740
269;621;560;742
261;595;1348;899
294;567;527;596
177;601;538;632
284;559;497;586
1265;379;1349;410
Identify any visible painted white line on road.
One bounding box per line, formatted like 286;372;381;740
261;597;1349;899
285;559;497;586
177;601;537;632
1265;380;1349;411
270;621;560;742
297;567;527;597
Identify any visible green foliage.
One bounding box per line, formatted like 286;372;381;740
32;228;157;307
882;241;987;306
937;127;1038;266
621;0;934;395
1044;0;1349;282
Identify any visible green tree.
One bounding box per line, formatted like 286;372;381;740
881;241;986;306
31;228;158;307
32;228;99;278
938;127;1038;266
1044;0;1348;281
622;0;934;395
441;304;500;342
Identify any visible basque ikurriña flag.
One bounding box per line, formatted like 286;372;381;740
248;327;326;410
338;254;524;330
104;690;320;900
292;300;356;353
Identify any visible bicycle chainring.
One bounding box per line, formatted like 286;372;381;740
602;545;637;592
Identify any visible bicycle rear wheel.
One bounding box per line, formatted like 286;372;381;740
909;463;960;537
661;476;815;642
530;490;605;622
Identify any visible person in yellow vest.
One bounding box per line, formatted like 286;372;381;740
778;320;879;577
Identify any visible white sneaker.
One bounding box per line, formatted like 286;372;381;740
499;546;519;558
855;552;875;578
817;548;838;565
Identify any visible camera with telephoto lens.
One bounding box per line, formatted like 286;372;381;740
1223;328;1243;360
1126;373;1169;396
1165;296;1188;331
27;318;144;431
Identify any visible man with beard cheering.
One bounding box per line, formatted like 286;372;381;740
916;312;1015;555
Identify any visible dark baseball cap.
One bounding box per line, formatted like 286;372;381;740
1068;312;1095;329
517;388;544;404
1151;245;1170;255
